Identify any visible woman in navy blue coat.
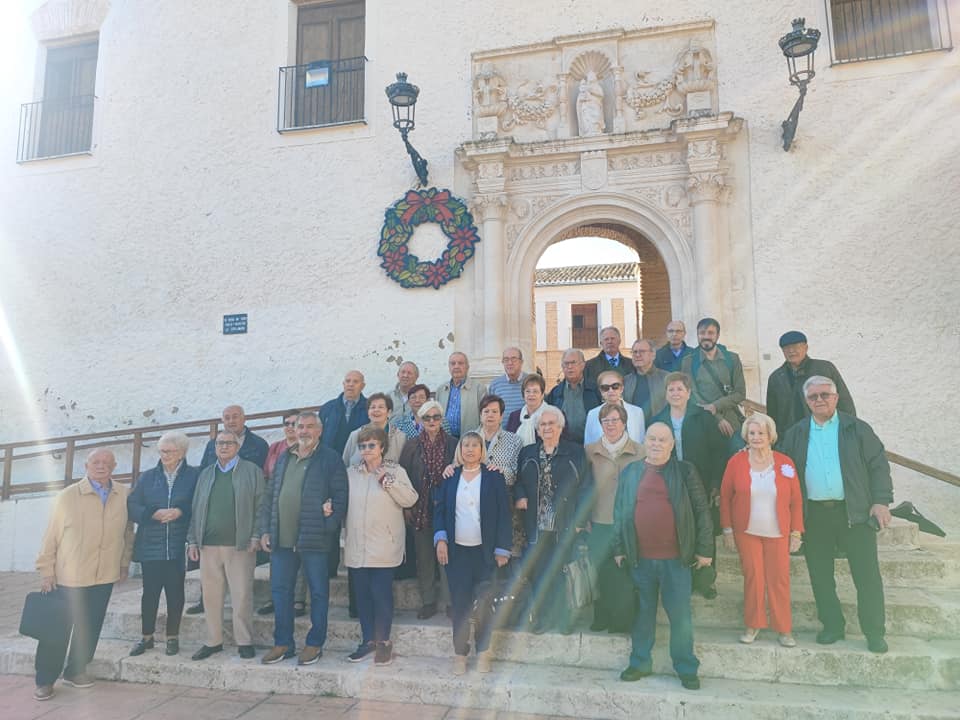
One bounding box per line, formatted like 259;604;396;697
126;431;199;657
434;431;512;676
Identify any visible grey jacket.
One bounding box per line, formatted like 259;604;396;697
187;458;265;550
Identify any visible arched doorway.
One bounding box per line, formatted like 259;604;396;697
532;225;671;388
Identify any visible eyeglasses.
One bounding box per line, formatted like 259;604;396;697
358;442;380;450
215;441;238;447
502;356;521;362
600;417;624;425
283;421;297;427
422;414;442;422
599;383;622;392
806;392;836;401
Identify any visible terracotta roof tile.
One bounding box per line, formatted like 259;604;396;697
535;262;640;287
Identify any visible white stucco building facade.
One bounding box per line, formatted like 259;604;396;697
1;0;958;473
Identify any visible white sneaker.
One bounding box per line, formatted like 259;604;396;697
739;627;760;644
452;655;467;675
778;633;797;647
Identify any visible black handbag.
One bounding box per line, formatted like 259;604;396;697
20;589;70;643
562;542;597;610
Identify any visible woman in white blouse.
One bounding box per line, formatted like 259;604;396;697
719;413;804;647
434;432;512;676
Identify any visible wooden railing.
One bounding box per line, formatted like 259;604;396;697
0;407;319;500
742;399;960;489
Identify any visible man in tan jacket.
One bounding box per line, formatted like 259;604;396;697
34;449;134;701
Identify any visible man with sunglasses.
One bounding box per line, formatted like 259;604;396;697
779;376;893;654
583;370;646;446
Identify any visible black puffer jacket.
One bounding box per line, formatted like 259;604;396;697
128;461;199;562
258;445;348;552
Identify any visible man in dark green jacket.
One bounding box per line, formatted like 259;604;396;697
779;375;893;654
612;423;713;690
766;331;855;436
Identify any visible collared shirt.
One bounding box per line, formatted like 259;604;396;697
388;384;413;419
88;477;112;506
488;372;528;428
445;378;465;436
343;397;357;422
392;412;451;439
805;413;845;500
605;353;621;368
217;456;240;473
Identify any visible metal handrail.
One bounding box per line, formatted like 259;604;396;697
277;56;367;132
0;406;319;500
742;399;960;489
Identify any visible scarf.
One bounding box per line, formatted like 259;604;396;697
413;429;447;530
601;433;630;459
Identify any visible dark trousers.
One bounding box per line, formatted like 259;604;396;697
350;567;395;643
629;558;699;677
141;559;186;636
270;548;330;649
35;583;113;686
520;529;571;629
587;523;634;630
445;545;494;656
803;500;886;638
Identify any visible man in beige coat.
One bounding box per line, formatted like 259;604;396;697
34;449;134;701
436;352;487;438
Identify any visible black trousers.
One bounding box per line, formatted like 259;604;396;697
35;583;113;686
803;501;886;638
519;530;573;629
141;559;186;636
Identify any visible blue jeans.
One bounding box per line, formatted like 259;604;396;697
629;558;699;677
351;567;395;643
270;548;330;649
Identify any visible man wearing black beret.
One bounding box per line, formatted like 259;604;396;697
765;331;856;437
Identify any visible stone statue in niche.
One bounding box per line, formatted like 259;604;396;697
576;71;605;136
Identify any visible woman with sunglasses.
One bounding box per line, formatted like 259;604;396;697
434;431;512;674
583;369;646;445
398;400;458;619
343;426;418;666
342;393;407;466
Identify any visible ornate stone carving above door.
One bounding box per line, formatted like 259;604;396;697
471;22;719;142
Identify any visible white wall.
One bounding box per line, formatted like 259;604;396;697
1;0;958;471
535;279;641;349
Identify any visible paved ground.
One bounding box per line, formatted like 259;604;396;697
0;572;560;720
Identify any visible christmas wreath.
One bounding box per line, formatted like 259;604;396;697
378;188;480;289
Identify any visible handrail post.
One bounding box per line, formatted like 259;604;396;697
131;431;143;485
2;447;12;500
64;439;76;485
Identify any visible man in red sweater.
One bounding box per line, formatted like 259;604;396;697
612;422;714;690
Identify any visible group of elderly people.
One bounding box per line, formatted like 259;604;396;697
30;320;894;700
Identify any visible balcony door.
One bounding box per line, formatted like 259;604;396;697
39;40;98;157
295;1;365;127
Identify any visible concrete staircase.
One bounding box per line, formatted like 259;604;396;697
3;518;959;718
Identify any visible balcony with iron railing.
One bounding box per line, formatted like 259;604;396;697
17;94;95;162
277;56;366;132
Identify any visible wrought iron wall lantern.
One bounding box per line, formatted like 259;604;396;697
779;18;821;151
385;72;430;186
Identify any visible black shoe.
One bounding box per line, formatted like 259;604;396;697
531;619;550;635
165;638;179;656
699;586;718;600
347;641;376;663
294;602;307;618
238;645;256;659
816;628;845;645
680;674;701;690
620;666;652;682
129;638;154;656
590;620;608;632
257;602;275;616
191;644;223;661
867;636;888;654
185;602;204;615
417;603;437;620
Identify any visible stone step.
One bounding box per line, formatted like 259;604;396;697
98;593;960;691
2;636;958;719
178;567;960;639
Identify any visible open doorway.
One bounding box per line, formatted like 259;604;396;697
533;224;671;390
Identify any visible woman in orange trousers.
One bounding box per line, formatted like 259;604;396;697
720;412;803;647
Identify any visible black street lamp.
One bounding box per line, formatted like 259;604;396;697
385;72;430;187
779;18;821;151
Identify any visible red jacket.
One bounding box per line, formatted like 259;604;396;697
719;450;804;537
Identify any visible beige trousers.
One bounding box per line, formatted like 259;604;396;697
199;545;256;647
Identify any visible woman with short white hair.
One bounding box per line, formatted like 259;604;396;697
127;430;199;657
